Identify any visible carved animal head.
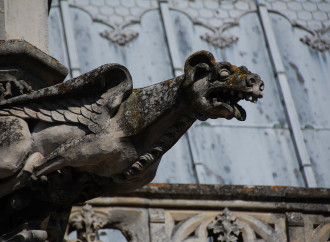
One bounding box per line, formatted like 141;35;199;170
183;51;264;121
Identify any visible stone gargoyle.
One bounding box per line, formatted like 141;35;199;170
0;51;263;240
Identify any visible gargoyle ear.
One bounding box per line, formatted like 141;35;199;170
97;64;133;114
184;51;217;86
99;64;132;91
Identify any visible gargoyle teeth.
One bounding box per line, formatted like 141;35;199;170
246;96;253;101
140;153;154;163
214;99;222;105
131;161;144;171
154;147;163;152
125;169;134;176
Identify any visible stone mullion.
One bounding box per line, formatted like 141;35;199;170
256;0;317;187
158;0;200;185
149;208;167;241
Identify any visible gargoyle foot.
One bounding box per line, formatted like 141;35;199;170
22;152;48;184
23;152;44;174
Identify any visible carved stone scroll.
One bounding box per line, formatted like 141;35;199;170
200;27;239;49
300;26;330;52
99;28;139;46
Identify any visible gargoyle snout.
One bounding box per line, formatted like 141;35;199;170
246;75;264;98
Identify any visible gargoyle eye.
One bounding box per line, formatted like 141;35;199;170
219;69;231;78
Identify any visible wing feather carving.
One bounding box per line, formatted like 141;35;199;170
55;101;67;114
51;110;66;122
80;106;91;120
92;103;102;114
82;97;93;112
36;112;53;122
38;106;52;117
67;106;81;115
96;99;103;105
9;108;29;119
63;110;79;123
0;96;106;132
0;64;133;133
91;113;99;124
24;107;38;118
77;115;90;126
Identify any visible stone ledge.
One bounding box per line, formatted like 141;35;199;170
87;184;330;212
110;183;329;201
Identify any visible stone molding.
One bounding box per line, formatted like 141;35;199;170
67;184;330;241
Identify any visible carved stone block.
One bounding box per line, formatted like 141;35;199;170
0;51;264;240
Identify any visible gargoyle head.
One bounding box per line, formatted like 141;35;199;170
183;51;264;121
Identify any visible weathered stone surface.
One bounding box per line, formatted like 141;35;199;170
0;51;264;240
127;183;330;203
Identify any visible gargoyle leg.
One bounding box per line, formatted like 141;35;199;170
32;135;93;177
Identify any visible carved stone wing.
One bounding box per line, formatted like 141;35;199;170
0;64;133;133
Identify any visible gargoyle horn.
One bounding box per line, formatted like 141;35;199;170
183;50;217;88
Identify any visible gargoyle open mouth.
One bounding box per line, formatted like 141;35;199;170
183;52;264;121
206;87;262;121
207;89;244;121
